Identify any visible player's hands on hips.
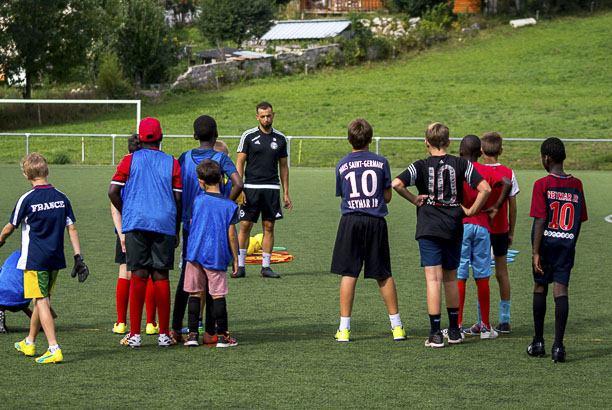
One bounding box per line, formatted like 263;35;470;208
461;205;471;217
72;254;89;283
483;206;500;222
413;195;427;207
283;194;292;210
533;253;544;275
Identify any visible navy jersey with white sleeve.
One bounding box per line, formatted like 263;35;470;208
396;155;483;241
10;185;76;271
336;151;391;218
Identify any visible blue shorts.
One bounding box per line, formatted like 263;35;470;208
418;237;461;270
458;224;493;280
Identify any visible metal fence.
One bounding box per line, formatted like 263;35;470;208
1;132;611;167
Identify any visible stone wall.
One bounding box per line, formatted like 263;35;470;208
172;44;342;89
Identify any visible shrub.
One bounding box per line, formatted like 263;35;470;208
97;52;132;99
50;152;72;165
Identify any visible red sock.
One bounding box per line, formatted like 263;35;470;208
154;279;171;336
129;275;148;335
458;280;466;328
476;277;491;328
116;278;130;324
145;277;157;326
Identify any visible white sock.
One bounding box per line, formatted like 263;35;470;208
238;249;247;267
262;252;271;268
389;313;402;329
48;344;59;353
339;316;351;331
25;338;35;346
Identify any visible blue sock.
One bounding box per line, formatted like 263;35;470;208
476;301;481;326
500;300;511;324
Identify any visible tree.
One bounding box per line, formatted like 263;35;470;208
115;0;178;87
0;0;94;99
196;0;274;56
387;0;447;16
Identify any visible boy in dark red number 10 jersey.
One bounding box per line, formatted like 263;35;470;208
528;138;587;363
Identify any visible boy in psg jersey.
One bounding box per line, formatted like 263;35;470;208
1;153;89;363
109;117;182;348
527;138;587;363
392;123;491;348
331;118;406;342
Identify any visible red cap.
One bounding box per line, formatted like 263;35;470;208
139;117;162;142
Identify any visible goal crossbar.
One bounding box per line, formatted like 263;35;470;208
0;99;141;133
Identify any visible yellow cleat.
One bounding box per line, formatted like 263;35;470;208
334;328;350;342
145;322;159;335
14;339;36;356
392;326;407;341
113;322;127;334
35;348;63;364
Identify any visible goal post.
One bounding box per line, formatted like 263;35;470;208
0;99;141;133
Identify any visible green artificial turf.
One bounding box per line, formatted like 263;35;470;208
0;165;610;407
0;12;611;169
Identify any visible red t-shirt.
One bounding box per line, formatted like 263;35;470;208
484;163;520;234
462;161;505;231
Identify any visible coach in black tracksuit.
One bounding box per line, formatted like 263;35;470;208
233;101;292;279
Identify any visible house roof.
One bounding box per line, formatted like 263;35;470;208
261;19;351;41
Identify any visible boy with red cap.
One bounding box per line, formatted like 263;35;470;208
108;117;182;347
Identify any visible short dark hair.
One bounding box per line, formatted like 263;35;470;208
128;134;142;154
256;101;273;113
540;137;566;163
193;115;217;142
347;118;373;150
460;134;481;157
481;132;503;156
196;159;222;185
425;122;449;149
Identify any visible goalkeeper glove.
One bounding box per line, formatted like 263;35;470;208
71;254;89;283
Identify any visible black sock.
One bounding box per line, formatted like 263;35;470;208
554;296;569;348
429;314;441;335
447;307;459;329
205;290;216;335
533;291;547;342
187;296;201;334
171;270;190;332
213;297;228;335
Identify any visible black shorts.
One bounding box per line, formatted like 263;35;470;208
115;234;127;264
330;214;391;280
533;264;571;287
240;188;283;222
0;302;29;312
490;232;509;257
125;230;175;271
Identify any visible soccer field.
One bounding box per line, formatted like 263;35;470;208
0;165;611;408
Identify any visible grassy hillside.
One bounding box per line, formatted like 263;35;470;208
1;12;611;168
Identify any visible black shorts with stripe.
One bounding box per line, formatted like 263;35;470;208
331;213;391;280
240;188;283;222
